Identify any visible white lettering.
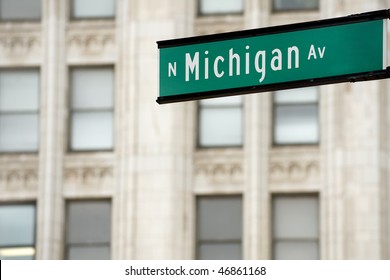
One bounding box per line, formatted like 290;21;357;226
255;50;266;83
182;45;302;84
288;46;299;69
214;56;225;78
168;62;176;77
204;51;209;79
308;44;317;60
245;45;250;74
229;48;240;76
185;52;199;81
271;49;282;71
318;46;326;58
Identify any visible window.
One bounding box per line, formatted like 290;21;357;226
199;0;243;15
71;0;115;19
66;200;111;260
0;204;36;260
198;96;243;147
196;196;242;259
0;0;41;20
69;67;114;151
273;87;319;145
273;0;319;11
0;69;40;153
272;195;319;259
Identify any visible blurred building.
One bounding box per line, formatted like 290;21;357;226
0;0;389;260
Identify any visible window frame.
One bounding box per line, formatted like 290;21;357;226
0;67;40;154
197;0;244;17
68;65;115;153
0;0;42;22
272;87;319;146
271;193;320;260
70;0;116;20
65;199;112;260
272;0;320;13
0;202;37;260
195;195;243;260
197;97;244;149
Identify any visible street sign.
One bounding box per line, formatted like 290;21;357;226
157;10;390;104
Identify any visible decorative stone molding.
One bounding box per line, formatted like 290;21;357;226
67;29;115;59
194;151;244;186
194;16;244;36
269;148;320;187
64;166;113;186
0;167;38;192
269;160;319;183
0;35;40;54
63;154;114;195
194;162;243;185
0;32;41;61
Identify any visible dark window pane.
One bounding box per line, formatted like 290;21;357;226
67;201;111;244
0;69;40;152
272;195;319;260
198;196;242;240
70;112;113;150
72;0;115;18
274;0;319;11
0;114;39;152
274;88;317;104
0;69;39;111
0;0;41;20
71;68;113;110
0;204;35;247
199;0;243;14
68;245;110;260
199;107;242;147
274;241;319;260
274;104;318;144
197;196;242;260
198;243;241;260
274;88;319;145
199;96;242;147
69;67;114;151
273;196;319;239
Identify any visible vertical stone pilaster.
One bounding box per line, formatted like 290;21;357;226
128;0;194;259
348;82;382;259
321;0;388;260
169;0;195;260
321;83;346;260
36;0;66;259
244;0;271;260
379;78;389;260
111;0;138;260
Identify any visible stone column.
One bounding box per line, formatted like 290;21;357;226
129;0;193;259
111;0;137;259
243;0;271;260
36;0;66;259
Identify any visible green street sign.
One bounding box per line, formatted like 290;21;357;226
157;10;390;104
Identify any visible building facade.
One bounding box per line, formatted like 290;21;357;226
0;0;390;260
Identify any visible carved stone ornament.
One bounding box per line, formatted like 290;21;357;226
0;168;38;191
269;160;319;183
67;30;115;55
0;34;40;56
194;162;243;185
64;166;113;186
